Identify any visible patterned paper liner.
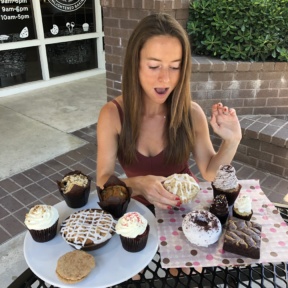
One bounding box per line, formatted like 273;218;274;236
155;179;288;268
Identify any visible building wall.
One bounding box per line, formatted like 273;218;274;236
100;0;288;120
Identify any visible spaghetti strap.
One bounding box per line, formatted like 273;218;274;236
111;99;123;125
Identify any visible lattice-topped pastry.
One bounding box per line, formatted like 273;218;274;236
60;209;117;250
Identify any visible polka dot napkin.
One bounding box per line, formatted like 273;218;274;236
155;179;288;268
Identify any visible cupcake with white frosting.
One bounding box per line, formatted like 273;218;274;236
25;205;59;242
212;165;241;206
233;195;253;221
116;212;149;252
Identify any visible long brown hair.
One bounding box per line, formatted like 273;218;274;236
119;13;194;165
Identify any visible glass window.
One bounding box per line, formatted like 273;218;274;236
47;38;98;77
40;0;95;38
0;47;42;88
0;0;36;42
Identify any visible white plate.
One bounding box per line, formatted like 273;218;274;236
24;194;158;288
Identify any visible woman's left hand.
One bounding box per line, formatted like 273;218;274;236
209;102;242;142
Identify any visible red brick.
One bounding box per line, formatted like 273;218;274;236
259;72;283;80
103;18;119;28
254;107;277;115
258;161;284;176
225;62;237;72
243;98;266;107
129;9;150;20
267;98;288;107
256;89;278;98
262;62;275;71
279;89;288;97
191;72;209;82
250;62;263;71
261;142;288;158
231;89;255;99
175;8;189;19
235;72;259;81
275;62;287;71
237;62;251;71
111;7;129;18
222;80;246;90
120;19;139;29
210;72;233;81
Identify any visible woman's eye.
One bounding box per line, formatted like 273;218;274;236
149;66;159;70
170;66;180;70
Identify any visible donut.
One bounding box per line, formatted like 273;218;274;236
182;210;222;247
163;173;200;203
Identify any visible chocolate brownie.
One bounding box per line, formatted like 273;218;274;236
223;217;262;259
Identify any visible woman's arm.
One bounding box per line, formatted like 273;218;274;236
192;102;242;181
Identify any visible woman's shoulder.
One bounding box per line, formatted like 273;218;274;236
99;96;123;131
190;101;206;120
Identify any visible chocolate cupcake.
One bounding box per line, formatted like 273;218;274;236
116;212;149;252
97;175;132;219
25;205;59;243
212;165;241;206
57;170;91;208
233;195;253;221
209;194;229;225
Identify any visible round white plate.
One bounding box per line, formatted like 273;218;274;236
24;194;158;288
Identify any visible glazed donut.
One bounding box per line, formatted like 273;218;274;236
182;210;222;247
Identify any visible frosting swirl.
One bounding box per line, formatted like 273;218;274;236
25;205;59;230
116;212;147;238
234;195;252;213
213;165;238;190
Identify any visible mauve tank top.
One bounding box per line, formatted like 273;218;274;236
111;99;197;205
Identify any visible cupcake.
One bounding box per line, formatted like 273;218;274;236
233;195;253;221
209;194;229;225
116;212;149;252
211;165;241;206
163;173;200;204
24;205;59;242
57;170;91;208
97;175;132;219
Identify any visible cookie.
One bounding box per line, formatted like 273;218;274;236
56;250;95;283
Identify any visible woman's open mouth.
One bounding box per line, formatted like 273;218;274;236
155;88;169;95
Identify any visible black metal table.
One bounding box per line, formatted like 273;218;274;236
8;204;288;288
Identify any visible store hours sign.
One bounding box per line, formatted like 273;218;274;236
0;0;35;40
48;0;87;12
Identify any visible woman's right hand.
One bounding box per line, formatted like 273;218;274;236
127;175;181;210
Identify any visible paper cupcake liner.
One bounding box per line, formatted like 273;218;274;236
211;184;242;206
97;175;132;219
28;219;59;243
120;225;150;253
57;170;91;208
233;209;253;221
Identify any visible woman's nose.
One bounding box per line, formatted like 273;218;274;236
158;68;170;83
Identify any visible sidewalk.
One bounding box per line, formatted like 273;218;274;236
1;74;288;287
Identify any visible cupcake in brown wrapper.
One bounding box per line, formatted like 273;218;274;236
119;225;150;252
96;175;132;219
57;170;91;208
212;183;242;206
24;204;59;243
211;165;241;206
232;195;253;221
28;219;59;243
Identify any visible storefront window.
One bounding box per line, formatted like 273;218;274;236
47;38;97;77
0;47;42;88
40;0;95;38
0;0;36;42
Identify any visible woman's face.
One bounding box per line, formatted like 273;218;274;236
139;35;182;104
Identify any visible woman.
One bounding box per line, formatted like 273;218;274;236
97;13;242;210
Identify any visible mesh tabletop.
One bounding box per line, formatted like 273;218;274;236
8;204;288;288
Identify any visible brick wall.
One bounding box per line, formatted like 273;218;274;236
100;0;190;101
192;56;288;120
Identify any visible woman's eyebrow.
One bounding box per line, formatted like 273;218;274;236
146;57;182;62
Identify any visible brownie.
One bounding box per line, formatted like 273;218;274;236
223;217;262;259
